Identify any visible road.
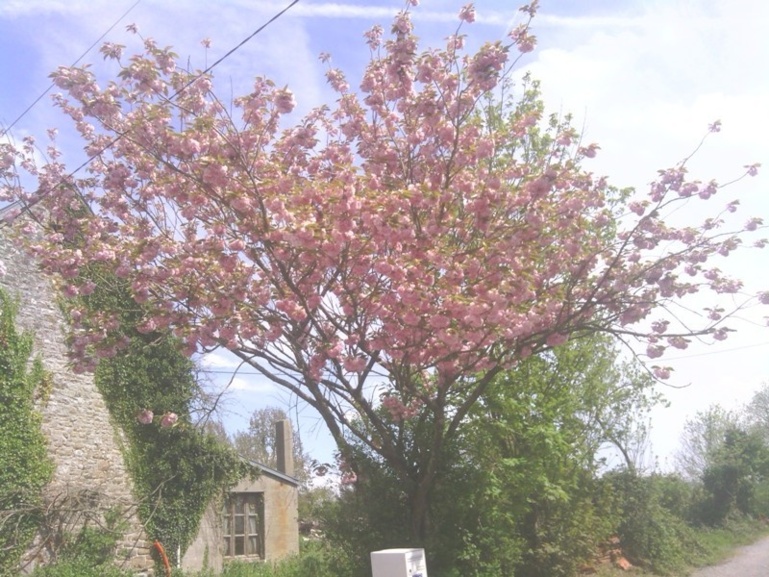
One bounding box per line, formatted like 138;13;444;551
689;535;769;577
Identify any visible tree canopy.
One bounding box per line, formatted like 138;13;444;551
1;2;766;539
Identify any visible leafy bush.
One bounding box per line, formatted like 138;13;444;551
30;560;133;577
180;543;352;577
30;523;132;577
607;471;701;575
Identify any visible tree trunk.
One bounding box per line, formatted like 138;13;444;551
409;478;431;544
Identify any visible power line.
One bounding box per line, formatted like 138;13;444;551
60;0;300;190
2;0;299;224
664;340;769;362
0;0;143;138
168;0;299;103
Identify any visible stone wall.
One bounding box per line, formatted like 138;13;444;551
0;227;153;575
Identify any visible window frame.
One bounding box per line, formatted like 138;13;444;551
222;492;265;560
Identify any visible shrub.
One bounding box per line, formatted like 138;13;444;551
607;471;700;575
30;522;132;577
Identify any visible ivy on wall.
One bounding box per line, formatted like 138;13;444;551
0;288;54;577
69;268;251;567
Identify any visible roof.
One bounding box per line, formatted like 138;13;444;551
246;460;300;487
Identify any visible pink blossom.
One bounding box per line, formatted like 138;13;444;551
508;25;536;53
759;292;769;305
160;412;178;428
579;143;600;158
745;163;760;177
646;344;665;359
653;366;671;380
546;333;567;347
698;181;718;199
137;409;154;425
392;11;412;34
325;69;349;92
708;120;722;133
713;328;729;341
706;307;724;321
100;42;124;60
447;34;466;51
340;471;357;485
517;38;536;53
364;25;384;50
201;38;212;48
274;88;296;114
667;336;689;350
458;4;476;23
629;201;646;216
343;356;367;373
746;217;762;231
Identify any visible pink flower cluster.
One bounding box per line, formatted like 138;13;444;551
1;1;765;422
381;394;423;421
136;409;178;428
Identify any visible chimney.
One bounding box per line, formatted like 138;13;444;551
275;420;294;477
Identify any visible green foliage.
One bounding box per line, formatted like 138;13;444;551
606;471;701;575
232;407;313;489
70;270;251;567
180;541;354;577
445;336;638;577
318;336;656;577
698;427;769;525
95;329;250;562
676;406;739;481
318;454;412;576
30;560;133;577
29;521;133;577
678;401;769;526
0;288;54;576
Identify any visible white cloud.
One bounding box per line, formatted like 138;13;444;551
228;375;276;394
0;0;95;17
199;350;242;370
516;0;769;465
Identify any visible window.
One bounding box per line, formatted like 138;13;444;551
223;493;265;559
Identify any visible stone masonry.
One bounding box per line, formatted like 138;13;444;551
0;225;153;575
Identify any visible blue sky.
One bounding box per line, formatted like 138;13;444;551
2;0;768;470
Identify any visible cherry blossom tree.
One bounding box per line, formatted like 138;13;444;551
0;2;766;539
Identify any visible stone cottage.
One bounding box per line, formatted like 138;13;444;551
182;421;300;573
0;218;299;574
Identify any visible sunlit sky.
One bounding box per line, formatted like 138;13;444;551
1;0;768;470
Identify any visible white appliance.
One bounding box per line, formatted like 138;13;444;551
370;548;428;577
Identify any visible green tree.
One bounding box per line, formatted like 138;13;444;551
232;407;311;486
744;382;769;442
320;336;658;577
676;406;740;481
450;336;654;577
699;426;769;524
0;288;54;576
